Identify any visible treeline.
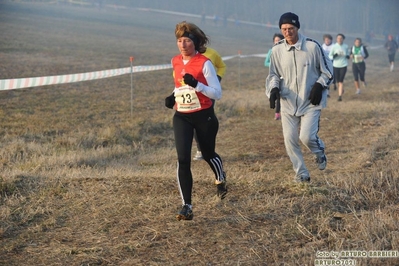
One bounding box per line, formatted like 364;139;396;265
118;0;399;37
17;0;399;37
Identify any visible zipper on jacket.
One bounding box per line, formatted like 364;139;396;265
292;48;299;116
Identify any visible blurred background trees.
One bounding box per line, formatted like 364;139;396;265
19;0;399;40
122;0;398;39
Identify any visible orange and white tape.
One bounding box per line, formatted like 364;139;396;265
0;55;246;91
0;64;172;91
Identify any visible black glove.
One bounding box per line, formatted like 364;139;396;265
269;87;280;109
308;82;324;105
333;53;338;59
165;93;175;109
217;75;222;82
183;73;198;88
346;55;350;59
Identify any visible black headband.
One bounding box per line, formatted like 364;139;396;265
182;32;197;42
181;31;199;50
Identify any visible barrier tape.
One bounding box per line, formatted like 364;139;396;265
0;55;242;91
0;47;384;91
0;64;172;91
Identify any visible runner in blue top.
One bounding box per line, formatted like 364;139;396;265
384;34;399;72
265;33;284;120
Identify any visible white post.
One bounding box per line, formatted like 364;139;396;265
238;50;241;90
130;56;134;117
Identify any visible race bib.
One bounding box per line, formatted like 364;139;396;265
353;54;363;63
175;85;201;112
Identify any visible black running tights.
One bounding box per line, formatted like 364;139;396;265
173;108;225;205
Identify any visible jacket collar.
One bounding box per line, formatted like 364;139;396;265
284;33;304;51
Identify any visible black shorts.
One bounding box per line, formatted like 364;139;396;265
333;66;347;83
388;53;396;63
352;62;366;82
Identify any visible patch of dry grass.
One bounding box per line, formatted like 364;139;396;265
1;2;399;265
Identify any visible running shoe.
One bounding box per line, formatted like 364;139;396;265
215;179;227;199
193;151;203;161
176;204;193;221
316;154;327;170
294;175;310;183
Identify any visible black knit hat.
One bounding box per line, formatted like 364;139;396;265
279;12;300;29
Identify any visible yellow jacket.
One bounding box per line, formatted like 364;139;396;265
202;47;226;80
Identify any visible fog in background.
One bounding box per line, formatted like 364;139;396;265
2;0;399;58
3;0;399;42
123;0;399;40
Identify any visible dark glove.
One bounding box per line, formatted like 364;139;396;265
346;55;350;59
165;93;175;109
333;53;338;59
308;82;324;105
183;73;198;88
269;87;280;109
217;75;222;82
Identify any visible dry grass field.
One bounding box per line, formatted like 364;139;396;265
1;2;399;265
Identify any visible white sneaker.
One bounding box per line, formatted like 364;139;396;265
193;151;203;160
356;89;361;94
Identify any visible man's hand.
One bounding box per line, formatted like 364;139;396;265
183;73;198;88
309;83;324;105
165;93;175;109
269;87;280;109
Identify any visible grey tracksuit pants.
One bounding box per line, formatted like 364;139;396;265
281;109;325;178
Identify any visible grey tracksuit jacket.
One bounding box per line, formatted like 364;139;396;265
265;33;333;116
